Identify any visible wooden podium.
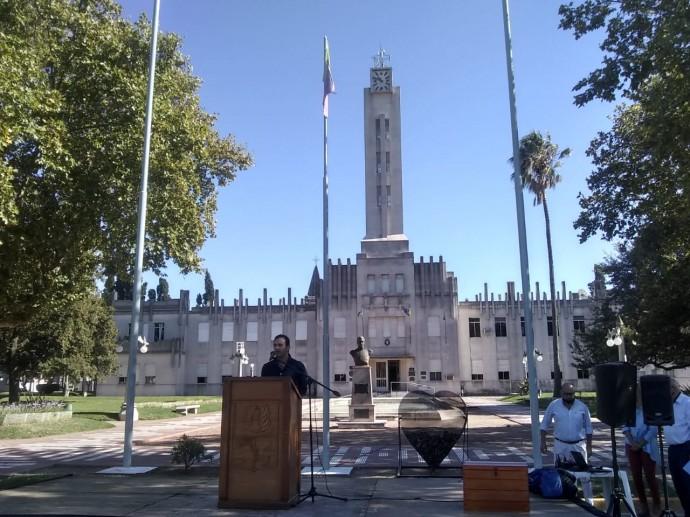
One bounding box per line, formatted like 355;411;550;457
217;377;302;509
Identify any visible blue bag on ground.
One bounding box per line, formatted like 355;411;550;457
539;467;563;498
528;468;543;494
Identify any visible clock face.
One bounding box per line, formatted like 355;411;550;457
371;68;392;93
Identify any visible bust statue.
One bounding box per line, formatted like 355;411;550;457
350;336;370;366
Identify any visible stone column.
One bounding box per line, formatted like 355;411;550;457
349;366;376;421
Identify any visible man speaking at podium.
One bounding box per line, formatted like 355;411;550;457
261;334;308;396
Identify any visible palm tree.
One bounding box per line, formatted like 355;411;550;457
510;131;571;398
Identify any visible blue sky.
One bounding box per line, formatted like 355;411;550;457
117;0;615;305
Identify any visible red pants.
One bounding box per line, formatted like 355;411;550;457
625;445;661;506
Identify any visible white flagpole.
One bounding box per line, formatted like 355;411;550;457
123;0;160;468
321;35;334;472
502;0;541;469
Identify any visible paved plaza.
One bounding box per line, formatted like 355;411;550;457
0;396;683;515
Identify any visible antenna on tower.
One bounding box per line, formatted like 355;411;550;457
372;45;390;68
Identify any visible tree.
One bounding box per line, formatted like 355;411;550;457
605;234;690;369
559;0;690;107
156;277;171;301
510;131;571;397
560;1;690;369
39;296;120;398
113;278;134;301
570;296;621;371
0;295;119;402
0;0;253;328
203;270;214;307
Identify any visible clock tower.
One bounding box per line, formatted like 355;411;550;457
361;49;408;257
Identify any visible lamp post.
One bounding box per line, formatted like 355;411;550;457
117;336;148;423
522;349;544;378
606;316;626;362
116;336;149;355
522;350;544;398
230;341;249;377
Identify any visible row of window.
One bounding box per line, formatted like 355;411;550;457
332;371;444;383
125;323;166;341
127;314;586;344
470;369;591;381
366;273;405;295
468;316;586;338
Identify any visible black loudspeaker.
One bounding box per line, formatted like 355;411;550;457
640;375;675;426
595;362;637;427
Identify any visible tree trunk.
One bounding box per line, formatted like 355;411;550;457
8;372;21;403
7;336;21;403
62;374;71;398
543;198;562;397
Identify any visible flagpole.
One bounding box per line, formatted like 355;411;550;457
123;0;160;468
321;35;335;472
502;0;541;469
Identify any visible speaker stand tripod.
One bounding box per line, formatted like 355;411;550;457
655;426;677;516
606;426;637;517
297;374;347;505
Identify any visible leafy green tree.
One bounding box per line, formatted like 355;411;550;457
606;235;690;369
203;270;214;307
570;295;623;371
560;1;690;369
39;296;119;397
559;0;689;107
114;278;134;301
156;277;171;301
0;295;119;402
0;330;55;403
0;0;252;328
510;131;571;397
561;1;690;243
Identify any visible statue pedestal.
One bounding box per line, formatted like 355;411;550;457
348;366;375;422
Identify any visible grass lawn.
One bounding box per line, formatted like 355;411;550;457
502;392;598;417
0;395;222;440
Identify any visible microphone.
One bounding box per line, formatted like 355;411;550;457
269;351;277;361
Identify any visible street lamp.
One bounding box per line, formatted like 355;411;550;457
117;336;148;423
230;341;249;377
522;350;544;398
606;316;626;362
522;349;544;377
116;335;149;355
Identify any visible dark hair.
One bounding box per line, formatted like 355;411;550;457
274;334;290;348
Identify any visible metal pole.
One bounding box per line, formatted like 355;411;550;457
322;103;331;470
502;0;541;468
617;316;626;362
123;0;160;468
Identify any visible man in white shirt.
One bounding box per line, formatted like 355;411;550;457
540;383;594;464
540;383;594;500
664;378;690;515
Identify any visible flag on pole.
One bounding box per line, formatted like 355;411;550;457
323;36;335;117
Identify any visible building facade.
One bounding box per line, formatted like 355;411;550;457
100;55;608;397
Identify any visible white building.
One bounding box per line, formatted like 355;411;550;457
101;55;653;398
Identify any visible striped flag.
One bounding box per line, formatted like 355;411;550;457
323;36;335;117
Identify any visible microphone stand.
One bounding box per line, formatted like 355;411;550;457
269;357;346;504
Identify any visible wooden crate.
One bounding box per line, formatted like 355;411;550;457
463;461;529;513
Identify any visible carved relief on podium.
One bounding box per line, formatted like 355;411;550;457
229;402;279;471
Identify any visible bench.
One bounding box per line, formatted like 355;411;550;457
175;404;200;416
